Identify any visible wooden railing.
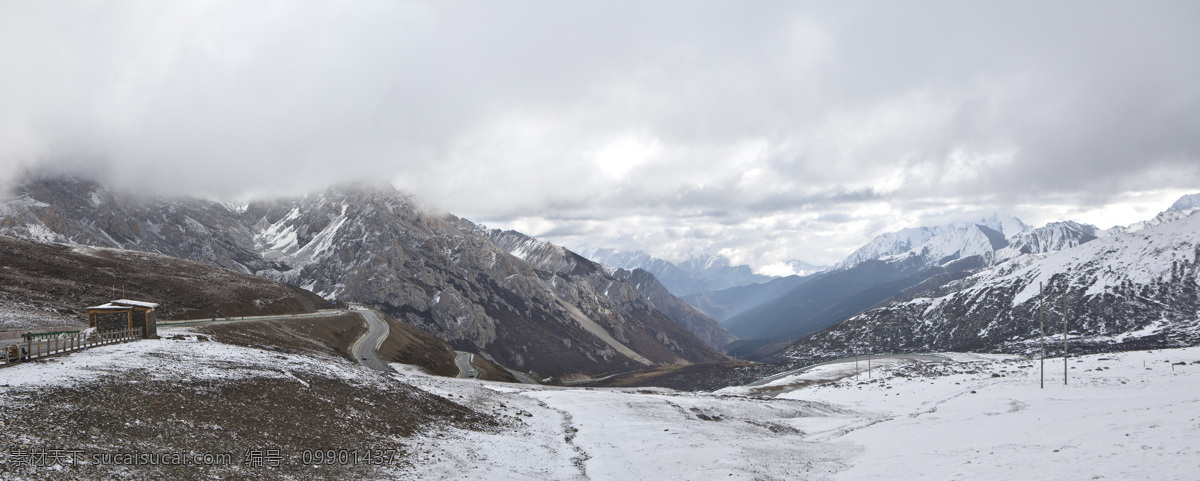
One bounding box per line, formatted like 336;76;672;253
1;327;142;366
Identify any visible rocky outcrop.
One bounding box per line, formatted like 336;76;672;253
611;268;739;351
482;228;730;359
1;178;726;378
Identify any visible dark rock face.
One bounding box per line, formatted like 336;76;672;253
1;178;725;378
481;229;731;360
610;268;738;352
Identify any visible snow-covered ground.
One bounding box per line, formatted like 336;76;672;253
720;349;1200;480
3;325;1197;480
406;347;1200;480
400;372;853;480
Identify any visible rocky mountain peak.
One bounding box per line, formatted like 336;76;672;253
0;176;726;378
1168;193;1200;212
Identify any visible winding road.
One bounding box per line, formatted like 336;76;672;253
454;351;479;378
350;310;393;372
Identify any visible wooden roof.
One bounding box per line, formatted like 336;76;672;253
87;299;158;311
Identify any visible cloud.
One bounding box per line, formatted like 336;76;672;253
1;1;1197;268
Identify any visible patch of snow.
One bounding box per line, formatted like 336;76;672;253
23;222;62;243
12;196;51;208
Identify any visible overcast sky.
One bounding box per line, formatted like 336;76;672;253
2;1;1198;272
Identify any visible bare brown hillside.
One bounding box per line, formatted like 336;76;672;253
0;235;330;332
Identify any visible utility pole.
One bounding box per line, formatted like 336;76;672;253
1063;295;1069;386
867;332;872;379
854;318;861;380
1039;282;1045;389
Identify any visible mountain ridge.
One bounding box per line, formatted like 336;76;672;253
581;248;774;296
780;206;1200;361
0;177;726;378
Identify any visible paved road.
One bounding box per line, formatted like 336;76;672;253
504;368;540;385
454;351;479;378
159;309;346;327
350;310;393;372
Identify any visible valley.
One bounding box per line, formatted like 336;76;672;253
1;179;1198;480
2;4;1196;479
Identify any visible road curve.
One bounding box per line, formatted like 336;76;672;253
504;368;539;385
454;351;479;378
351;310;393;372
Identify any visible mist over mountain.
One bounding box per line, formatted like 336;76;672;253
681;275;815;323
581;248;774;297
784;260;828;277
0;177;725;379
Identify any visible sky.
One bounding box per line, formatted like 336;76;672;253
1;1;1198;273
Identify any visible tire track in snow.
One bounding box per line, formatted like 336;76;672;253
536;398;591;479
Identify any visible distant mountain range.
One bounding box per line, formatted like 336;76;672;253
5;176;1194;374
580;247;821;296
781;201;1200;361
0;177;727;378
832;214;1028;271
705;196;1200;361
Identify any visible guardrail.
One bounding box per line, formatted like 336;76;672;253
158;310;345;327
2;327;142;366
21;329;84;341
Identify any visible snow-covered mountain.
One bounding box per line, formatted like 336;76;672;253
994;220;1100;263
676;254;774;289
721;216;1033;349
1108;196;1200;234
833;215;1028;271
582;248;773;296
722;204;1200;359
782;203;1200;361
0;177;726;378
1168;193;1200;212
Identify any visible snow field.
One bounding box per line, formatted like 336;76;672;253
783;348;1200;480
390;347;1200;480
4;324;1195;480
0;326;377;391
398;369;854;480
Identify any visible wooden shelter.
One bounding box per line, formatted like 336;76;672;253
86;299;159;338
